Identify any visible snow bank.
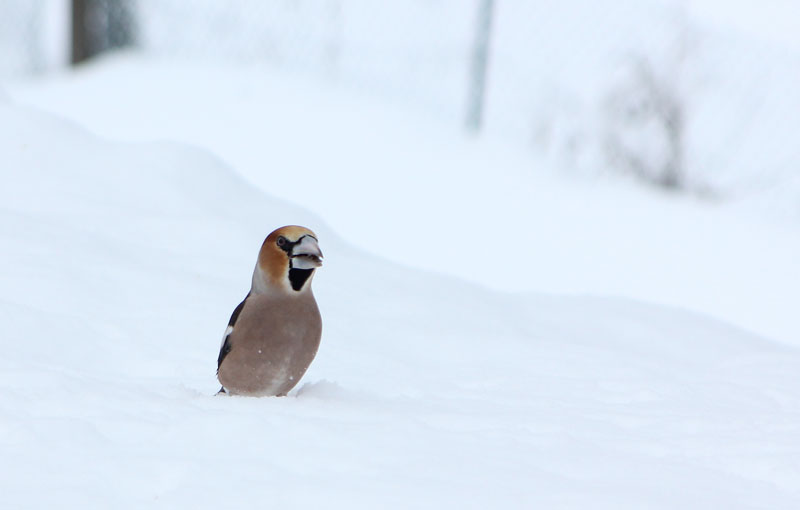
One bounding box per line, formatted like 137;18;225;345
9;56;800;348
2;100;800;508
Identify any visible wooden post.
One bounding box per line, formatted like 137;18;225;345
70;0;89;65
71;0;135;66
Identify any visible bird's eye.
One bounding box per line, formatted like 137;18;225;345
277;236;287;247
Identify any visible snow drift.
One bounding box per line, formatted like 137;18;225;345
10;56;800;348
2;100;800;508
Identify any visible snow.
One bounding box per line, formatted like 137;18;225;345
8;55;800;349
3;63;800;507
3;2;800;503
686;0;800;52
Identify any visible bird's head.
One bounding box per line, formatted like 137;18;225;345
254;225;323;294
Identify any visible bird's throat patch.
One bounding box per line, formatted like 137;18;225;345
288;268;314;291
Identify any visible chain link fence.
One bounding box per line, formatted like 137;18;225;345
1;0;798;199
137;0;476;124
0;0;47;75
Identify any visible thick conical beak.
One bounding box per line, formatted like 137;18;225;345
290;235;323;269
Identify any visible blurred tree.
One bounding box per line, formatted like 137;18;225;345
71;0;136;65
604;57;685;190
603;22;700;192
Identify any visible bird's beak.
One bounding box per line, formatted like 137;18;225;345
290;236;323;269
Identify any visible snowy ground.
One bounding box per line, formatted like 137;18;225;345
8;55;800;349
3;65;800;507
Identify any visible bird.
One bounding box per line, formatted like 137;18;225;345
216;225;323;396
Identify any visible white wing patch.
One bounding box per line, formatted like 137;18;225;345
220;325;233;348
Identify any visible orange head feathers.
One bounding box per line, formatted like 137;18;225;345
254;226;323;294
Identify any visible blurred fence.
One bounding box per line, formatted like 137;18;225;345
0;0;46;75
136;0;477;125
1;0;798;197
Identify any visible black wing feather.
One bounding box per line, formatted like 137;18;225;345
217;293;249;371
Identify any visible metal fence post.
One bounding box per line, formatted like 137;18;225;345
466;0;495;132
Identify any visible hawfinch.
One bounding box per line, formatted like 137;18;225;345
217;226;323;396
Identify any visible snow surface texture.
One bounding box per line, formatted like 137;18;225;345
3;96;800;507
9;56;800;349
